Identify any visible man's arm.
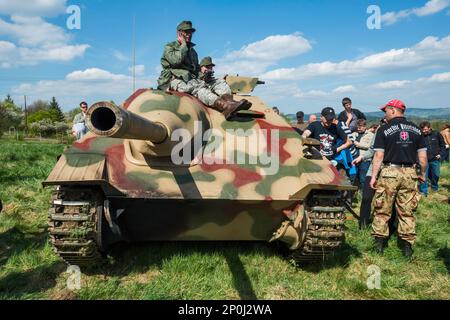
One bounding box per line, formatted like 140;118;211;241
355;132;373;150
73;113;81;124
345;113;353;127
417;150;427;183
164;43;189;67
438;133;446;159
336;125;352;153
370;151;384;189
352;134;375;165
302;129;312;138
337;138;352;153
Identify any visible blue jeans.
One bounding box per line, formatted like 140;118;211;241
358;161;371;189
419;159;441;195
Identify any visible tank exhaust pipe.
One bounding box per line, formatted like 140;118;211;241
86;101;168;144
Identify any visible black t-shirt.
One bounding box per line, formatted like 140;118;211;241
306;121;348;159
373;117;426;165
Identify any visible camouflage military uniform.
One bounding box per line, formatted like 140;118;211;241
372;111;427;246
372;166;421;243
157;27;225;107
199;76;231;97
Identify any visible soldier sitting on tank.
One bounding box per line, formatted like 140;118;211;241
198;56;232;97
157;20;251;120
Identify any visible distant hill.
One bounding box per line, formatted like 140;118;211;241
286;107;450;122
364;108;450;121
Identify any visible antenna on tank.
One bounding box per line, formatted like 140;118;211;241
132;14;136;93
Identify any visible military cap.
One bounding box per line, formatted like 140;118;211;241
177;20;196;32
200;56;215;67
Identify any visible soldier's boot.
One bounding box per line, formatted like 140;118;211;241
400;239;413;258
374;237;386;254
222;94;252;111
213;97;250;120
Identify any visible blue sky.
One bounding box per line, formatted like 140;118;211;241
1;0;450;113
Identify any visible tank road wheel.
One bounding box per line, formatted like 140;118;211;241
271;193;346;264
48;187;106;267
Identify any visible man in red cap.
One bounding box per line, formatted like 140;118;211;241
370;99;427;257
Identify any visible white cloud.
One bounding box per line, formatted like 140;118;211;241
0;15;68;47
114;50;130;62
332;85;356;93
214;33;312;76
12;68;154;109
261;35;450;81
223;33;311;61
372;72;450;88
128;64;145;76
66;68;130;81
382;0;450;26
372;80;412;89
0;4;89;68
419;71;450;83
0;0;66;17
0;40;16;67
255;71;450;113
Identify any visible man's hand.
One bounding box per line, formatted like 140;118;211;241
370;176;377;190
352;155;363;165
204;70;214;82
436;155;441;160
177;31;186;45
346;113;353;126
418;174;426;183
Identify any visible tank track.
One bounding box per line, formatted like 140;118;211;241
291;205;346;263
48;187;104;267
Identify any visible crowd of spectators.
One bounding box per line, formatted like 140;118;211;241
294;97;449;232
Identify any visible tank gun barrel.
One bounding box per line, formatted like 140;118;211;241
86;101;167;144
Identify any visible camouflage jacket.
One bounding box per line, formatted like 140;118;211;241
157;41;200;89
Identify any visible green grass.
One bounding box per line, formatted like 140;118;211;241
0;138;449;300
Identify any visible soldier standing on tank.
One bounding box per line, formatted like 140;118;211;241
370;99;427;257
157;21;251;120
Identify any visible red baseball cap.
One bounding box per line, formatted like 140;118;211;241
380;99;406;112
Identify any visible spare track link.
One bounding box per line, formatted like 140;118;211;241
48;187;104;267
291;205;346;263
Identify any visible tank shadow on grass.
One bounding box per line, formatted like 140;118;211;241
91;241;267;300
437;247;450;274
89;239;361;299
0;227;66;298
0;227;47;267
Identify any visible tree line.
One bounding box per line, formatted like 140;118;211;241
0;94;80;138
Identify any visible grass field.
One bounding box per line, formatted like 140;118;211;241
0;138;449;300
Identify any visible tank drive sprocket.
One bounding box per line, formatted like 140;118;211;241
48;187;105;267
290;204;346;263
272;192;346;264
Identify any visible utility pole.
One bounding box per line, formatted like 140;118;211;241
132;15;136;93
24;95;28;131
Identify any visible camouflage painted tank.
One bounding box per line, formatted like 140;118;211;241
43;76;356;267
